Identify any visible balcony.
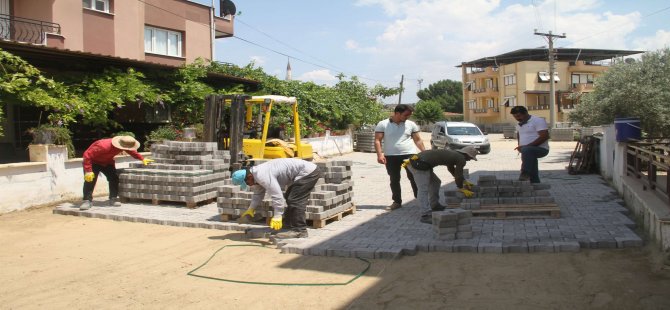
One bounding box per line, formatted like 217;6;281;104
469;66;497;78
571;83;594;92
472;107;499;117
0;14;61;45
472;86;498;97
568;60;608;73
214;15;234;38
527;105;549;111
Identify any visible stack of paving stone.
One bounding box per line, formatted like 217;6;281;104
444;175;559;218
354;130;376;152
119;141;230;208
217;159;355;228
432;208;473;240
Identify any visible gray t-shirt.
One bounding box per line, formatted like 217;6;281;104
248;158;317;216
375;118;420;155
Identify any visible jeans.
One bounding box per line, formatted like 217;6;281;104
519;146;549;183
385;155;417;204
282;169;322;232
82;163;119;201
405;165;440;215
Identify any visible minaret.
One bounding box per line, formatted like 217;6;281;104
285;58;292;81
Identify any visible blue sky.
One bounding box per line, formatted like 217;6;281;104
193;0;670;104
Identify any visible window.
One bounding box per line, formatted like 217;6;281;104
504;74;516;86
145;26;182;57
83;0;110;13
538;71;560;83
571;73;594;84
485;79;494;89
486;98;494;108
467;100;476;110
464;81;474;91
503;96;517;107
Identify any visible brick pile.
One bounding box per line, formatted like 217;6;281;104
217;159;355;227
432;208;473;240
119;141;231;208
444;175;555;209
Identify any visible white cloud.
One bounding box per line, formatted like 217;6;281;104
345;39;359;50
632;29;670;52
249;56;265;66
297;69;338;84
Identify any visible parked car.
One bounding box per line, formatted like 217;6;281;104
430;121;491;154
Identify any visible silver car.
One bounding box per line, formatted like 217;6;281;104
430;121;491;154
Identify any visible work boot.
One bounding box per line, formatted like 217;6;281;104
274;230;308;239
80;200;92;211
420;213;433;224
108;198;122;207
518;173;530;181
431;203;446;212
386;202;402;211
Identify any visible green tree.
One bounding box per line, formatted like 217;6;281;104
569;48;670;137
413;100;443;123
416;79;463;113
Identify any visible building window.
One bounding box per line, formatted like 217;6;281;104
571;73;594;84
503;96;517;107
485;79;494;89
486;98;494;108
144;26;182;57
464;81;474;91
504;74;516;86
538;71;560;83
467;100;476;110
83;0;110;13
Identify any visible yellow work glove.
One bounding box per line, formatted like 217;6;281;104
401;160;410;168
459;188;474;198
84;172;95;182
237;208;255;224
142;158;155;166
270;215;283;230
463;180;474;190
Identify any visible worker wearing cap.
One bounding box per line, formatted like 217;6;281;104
404;146;478;224
232;158;322;239
80;135;153;210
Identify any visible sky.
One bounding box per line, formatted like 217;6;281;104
193;0;670;104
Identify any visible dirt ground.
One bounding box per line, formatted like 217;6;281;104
2;207;670;310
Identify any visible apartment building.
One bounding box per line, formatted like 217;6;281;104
459;48;643;129
0;0;258;162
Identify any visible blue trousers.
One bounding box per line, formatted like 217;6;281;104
520;146;549;183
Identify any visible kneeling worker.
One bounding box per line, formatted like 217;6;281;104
232;158;322;239
404;146;478;224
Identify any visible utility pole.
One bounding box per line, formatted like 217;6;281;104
417;78;423;91
534;30;566;128
398;74;404;105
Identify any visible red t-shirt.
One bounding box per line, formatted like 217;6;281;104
82;138;144;172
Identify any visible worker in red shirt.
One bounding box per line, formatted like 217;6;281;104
80;136;153;210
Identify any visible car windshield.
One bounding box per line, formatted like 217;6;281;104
447;126;482;136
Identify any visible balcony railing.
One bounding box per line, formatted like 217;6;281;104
0;14;61;45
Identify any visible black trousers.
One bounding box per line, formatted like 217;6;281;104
83;163;119;201
283;168;322;232
385;154;417;204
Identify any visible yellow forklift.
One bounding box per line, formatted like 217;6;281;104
204;94;313;164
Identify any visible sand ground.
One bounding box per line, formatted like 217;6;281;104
2;133;670;309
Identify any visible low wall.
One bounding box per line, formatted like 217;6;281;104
303;133;354;158
0;145;148;213
599;125;670;251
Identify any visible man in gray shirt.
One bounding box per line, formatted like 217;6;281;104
404;146;478;224
232;158;322;239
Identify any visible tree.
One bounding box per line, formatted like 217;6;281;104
413;100;443;124
569;48;670;137
416;79;463;113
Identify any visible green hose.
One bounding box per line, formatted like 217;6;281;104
187;244;371;286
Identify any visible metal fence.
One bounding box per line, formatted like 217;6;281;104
0;14;60;45
626;142;670;204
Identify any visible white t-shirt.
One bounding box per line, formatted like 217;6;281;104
375;118;420;155
516;115;549;150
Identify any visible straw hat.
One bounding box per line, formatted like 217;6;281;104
456;146;478;161
111;136;140;151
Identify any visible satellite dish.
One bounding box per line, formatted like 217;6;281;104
220;0;236;17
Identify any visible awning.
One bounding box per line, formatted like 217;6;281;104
524;90;550;94
538;71;560;82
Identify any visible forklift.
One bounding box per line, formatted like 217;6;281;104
203;94;313;167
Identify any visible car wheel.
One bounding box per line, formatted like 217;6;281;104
480;149;490;154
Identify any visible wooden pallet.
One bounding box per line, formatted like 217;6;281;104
307;205;357;228
470;204;560;219
119;196;215;209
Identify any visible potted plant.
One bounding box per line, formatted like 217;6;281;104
27;124;75;160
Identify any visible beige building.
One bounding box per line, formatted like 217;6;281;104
459;48;643;129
